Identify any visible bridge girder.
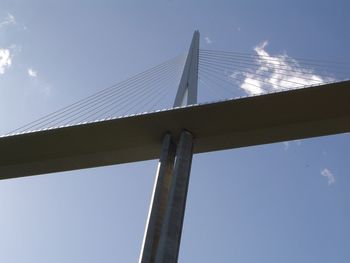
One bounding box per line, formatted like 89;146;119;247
0;80;350;180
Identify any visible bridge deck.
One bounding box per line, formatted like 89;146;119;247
1;81;350;179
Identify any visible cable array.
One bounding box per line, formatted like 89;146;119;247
6;48;350;137
8;54;186;136
198;49;350;100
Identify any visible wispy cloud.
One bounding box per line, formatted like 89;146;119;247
321;168;335;185
0;14;16;75
27;67;52;96
0;13;16;28
235;72;264;95
231;41;332;95
27;68;38;78
0;48;12;74
204;36;212;45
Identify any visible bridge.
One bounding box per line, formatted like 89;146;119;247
1;31;350;262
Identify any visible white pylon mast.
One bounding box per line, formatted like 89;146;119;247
174;30;200;106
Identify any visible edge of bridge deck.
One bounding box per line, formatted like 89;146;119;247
1;80;350;179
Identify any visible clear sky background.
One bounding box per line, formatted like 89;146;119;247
0;0;350;262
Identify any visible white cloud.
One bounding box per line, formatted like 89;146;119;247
204;36;212;45
231;41;333;95
321;168;335;185
239;73;264;95
0;48;12;74
28;68;38;78
27;68;52;96
0;13;16;28
0;14;17;75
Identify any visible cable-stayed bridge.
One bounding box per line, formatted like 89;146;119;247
1;31;350;262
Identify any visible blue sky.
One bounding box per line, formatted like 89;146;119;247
0;1;350;262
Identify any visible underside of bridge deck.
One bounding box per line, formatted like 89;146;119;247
0;80;350;179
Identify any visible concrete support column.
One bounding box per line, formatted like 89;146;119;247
155;130;194;263
139;133;176;263
140;30;198;263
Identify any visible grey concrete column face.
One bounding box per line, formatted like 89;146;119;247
155;130;194;263
139;134;176;263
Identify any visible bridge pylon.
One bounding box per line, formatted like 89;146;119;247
139;30;199;263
